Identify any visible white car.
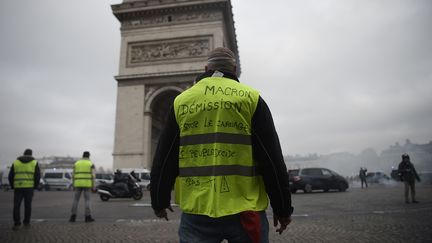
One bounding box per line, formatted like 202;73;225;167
43;168;73;190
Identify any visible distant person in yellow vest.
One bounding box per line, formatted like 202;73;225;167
69;151;95;222
151;47;294;242
8;149;41;230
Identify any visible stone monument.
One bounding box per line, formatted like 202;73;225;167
111;0;240;169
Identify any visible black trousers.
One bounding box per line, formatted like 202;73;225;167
13;188;34;225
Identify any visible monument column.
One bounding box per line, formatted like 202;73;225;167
143;110;152;166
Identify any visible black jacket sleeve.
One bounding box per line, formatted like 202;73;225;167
150;107;180;211
252;97;294;217
8;165;14;189
34;163;41;189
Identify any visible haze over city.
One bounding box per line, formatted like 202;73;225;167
1;0;431;171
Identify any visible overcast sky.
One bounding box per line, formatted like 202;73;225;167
1;0;431;170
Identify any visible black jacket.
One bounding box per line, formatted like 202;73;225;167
398;160;420;182
151;70;294;217
8;155;41;189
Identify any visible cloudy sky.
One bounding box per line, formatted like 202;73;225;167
1;0;431;170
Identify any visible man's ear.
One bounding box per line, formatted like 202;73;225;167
205;65;209;72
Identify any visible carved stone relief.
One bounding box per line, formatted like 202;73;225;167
122;11;222;29
128;36;212;65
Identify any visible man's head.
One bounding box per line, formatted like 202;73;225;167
83;151;90;158
402;153;410;162
205;47;237;74
23;149;32;156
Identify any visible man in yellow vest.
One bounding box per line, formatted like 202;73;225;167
151;47;293;242
8;148;41;230
69;151;95;222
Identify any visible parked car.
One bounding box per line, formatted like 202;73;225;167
365;171;390;184
1;171;11;191
43;168;73;190
288;167;349;193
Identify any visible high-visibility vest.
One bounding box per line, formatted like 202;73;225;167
73;159;93;188
173;75;269;218
13;160;37;188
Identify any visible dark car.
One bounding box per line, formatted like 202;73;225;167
365;171;390;184
288;167;349;193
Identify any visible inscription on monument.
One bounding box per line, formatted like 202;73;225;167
128;36;211;65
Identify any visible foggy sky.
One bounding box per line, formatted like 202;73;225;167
1;0;431;170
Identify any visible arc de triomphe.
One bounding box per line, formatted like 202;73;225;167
111;0;240;169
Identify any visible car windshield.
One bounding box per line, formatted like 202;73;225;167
44;173;63;179
302;168;323;176
141;173;150;180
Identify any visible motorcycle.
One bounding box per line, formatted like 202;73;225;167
96;171;143;201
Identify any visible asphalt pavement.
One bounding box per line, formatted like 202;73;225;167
0;182;431;242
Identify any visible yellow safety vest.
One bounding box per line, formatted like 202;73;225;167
13;160;37;188
174;75;269;218
73;159;93;188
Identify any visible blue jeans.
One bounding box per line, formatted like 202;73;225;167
179;211;269;243
71;188;92;216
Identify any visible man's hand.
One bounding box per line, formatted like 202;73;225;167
154;206;174;221
273;215;292;234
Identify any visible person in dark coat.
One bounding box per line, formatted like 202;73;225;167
398;153;421;203
359;167;368;189
8;149;41;230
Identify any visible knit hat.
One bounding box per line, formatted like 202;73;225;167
83;151;90;158
207;47;236;64
206;47;236;73
23;149;33;156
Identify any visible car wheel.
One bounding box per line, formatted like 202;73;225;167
324;188;329;192
338;182;347;192
100;194;110;201
290;189;297;194
303;184;312;193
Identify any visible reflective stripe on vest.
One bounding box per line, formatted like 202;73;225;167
180;133;251;146
13;160;37;188
179;165;258;177
173;76;269;218
73;159;93;188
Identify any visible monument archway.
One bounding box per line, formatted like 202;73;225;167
145;87;182;167
111;0;240;169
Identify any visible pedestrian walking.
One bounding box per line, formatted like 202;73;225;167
398;153;421;204
151;47;294;242
8;149;41;230
69;151;96;222
359;167;368;189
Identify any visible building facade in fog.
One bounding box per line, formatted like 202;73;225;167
111;0;240;170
